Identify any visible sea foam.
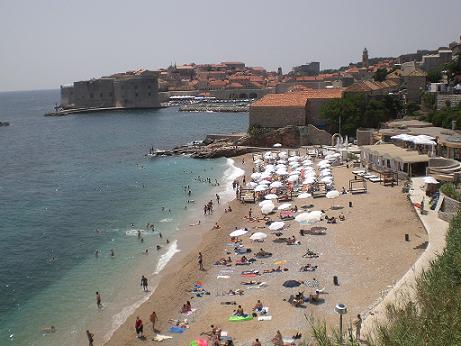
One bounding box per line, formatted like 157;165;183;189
153;240;180;274
104;284;157;342
220;158;245;202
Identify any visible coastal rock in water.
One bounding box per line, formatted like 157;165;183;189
238;125;300;148
169;138;250;159
0;121;10;127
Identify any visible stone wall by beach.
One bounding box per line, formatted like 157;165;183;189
439;192;461;222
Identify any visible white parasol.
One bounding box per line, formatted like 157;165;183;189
268;221;285;231
229;229;248;237
250;232;268;241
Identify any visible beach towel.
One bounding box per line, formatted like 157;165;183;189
228;315;253;322
258;315;272;321
153;334;173;341
283;337;295;344
217;275;230;279
190;338;208;346
169;326;186;333
183;308;197;316
241;273;257;277
245;282;267;289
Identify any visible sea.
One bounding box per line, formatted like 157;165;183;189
0;89;248;345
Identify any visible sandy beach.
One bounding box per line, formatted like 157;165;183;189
106;152;427;346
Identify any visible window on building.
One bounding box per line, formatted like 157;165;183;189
148;92;151;96
147;85;151;89
135;92;138;97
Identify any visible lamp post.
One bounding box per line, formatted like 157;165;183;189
335;303;348;345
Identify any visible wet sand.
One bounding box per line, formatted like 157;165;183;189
106;153;427;346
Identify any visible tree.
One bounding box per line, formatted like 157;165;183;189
427;68;443;83
373;68;388;82
320;93;402;136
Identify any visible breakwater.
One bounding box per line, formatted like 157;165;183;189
179;103;249;113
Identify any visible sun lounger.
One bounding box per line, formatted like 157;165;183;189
217;275;230;279
368;176;381;182
352;170;366;175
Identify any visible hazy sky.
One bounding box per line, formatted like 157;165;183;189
1;0;460;91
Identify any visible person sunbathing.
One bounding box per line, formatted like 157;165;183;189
309;290;320;302
180;303;192;313
214;257;232;265
253;300;263;311
263;266;287;273
227;289;244;295
236;255;248;264
234;305;245;316
272;330;283;346
339;212;346;221
256;248;272;257
201;324;220;337
302;249;319;258
327;216;337;224
287;236;300;245
241;280;262;285
300;264;318;272
213;222;221;230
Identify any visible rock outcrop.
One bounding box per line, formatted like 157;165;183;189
238;125;300;147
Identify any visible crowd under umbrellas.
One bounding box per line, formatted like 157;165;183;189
182;149;351;345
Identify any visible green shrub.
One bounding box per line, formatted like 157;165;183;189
440;183;461;201
371;210;461;345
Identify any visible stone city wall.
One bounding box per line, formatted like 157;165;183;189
436;94;461;110
71;79;115;109
249;106;306;128
113;77;160;108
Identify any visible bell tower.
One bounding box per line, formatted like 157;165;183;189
362;47;369;68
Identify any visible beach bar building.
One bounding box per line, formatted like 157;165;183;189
361;144;430;177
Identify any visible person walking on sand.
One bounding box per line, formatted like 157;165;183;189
96;292;102;309
198;252;204;271
149;311;158;333
86;330;94;346
354;314;362;340
135;316;144;338
140;275;148;292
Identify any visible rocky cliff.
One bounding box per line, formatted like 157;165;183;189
237;125;300;147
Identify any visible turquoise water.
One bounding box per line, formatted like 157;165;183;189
0;90;248;345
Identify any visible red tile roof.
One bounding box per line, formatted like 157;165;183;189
251;89;343;108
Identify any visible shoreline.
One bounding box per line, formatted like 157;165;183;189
103;157;245;344
106;152;427;346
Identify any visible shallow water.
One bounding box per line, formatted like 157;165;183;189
0;90;248;345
